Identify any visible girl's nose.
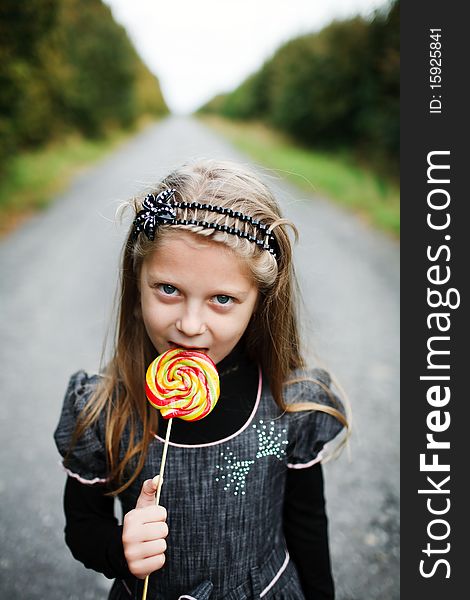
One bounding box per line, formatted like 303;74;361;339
175;305;207;337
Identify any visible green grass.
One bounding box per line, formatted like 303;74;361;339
200;116;400;237
0;121;151;236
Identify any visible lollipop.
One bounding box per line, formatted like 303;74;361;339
145;348;220;421
141;348;220;600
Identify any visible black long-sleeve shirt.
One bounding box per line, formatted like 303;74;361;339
63;347;335;599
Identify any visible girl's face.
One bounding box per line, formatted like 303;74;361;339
139;230;259;364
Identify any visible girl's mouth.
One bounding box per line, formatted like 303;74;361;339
168;341;208;353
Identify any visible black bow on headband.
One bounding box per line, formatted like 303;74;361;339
132;188;177;241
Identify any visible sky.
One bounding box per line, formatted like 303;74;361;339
103;0;389;115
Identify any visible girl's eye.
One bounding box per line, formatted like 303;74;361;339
159;284;178;296
214;295;233;305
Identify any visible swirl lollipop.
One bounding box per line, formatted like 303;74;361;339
141;348;220;600
145;348;220;421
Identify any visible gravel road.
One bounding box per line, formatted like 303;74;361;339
0;116;399;599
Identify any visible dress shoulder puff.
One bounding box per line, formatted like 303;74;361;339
283;367;346;468
54;370;108;484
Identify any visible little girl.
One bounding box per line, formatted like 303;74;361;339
54;159;348;600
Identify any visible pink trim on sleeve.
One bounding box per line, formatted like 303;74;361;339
287;449;324;469
61;463;108;485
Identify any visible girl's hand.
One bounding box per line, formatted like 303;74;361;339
122;476;169;579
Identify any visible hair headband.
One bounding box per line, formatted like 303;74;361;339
132;188;279;258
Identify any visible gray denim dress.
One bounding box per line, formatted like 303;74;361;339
55;367;344;600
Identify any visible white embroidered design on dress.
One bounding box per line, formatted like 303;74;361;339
215;420;288;496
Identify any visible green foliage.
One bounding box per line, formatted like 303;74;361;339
133;58;168;116
359;0;399;171
197;93;228;115
0;0;58;157
0;0;168;175
56;0;137;136
200;0;399;177
221;70;271;119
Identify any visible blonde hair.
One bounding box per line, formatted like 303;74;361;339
70;159;348;494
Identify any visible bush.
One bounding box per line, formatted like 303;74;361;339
0;0;168;174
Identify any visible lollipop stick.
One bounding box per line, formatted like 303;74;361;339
142;418;173;600
156;417;172;504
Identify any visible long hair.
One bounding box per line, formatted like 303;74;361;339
70;159;348;494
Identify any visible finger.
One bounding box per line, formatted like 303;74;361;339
141;538;167;558
139;521;169;542
133;554;166;579
135;477;161;509
138;505;167;524
125;538;167;562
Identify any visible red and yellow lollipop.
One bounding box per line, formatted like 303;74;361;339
145;348;220;421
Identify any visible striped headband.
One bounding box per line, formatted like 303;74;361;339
132;188;279;259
